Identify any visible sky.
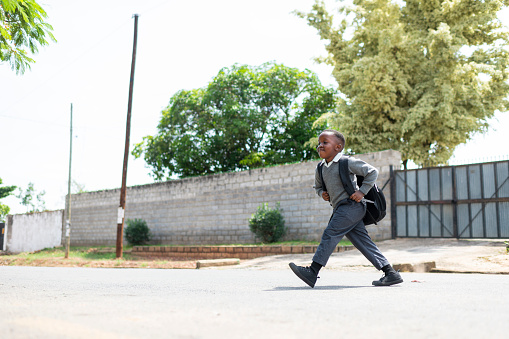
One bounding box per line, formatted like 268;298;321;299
1;0;508;215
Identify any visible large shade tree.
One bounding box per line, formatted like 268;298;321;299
0;0;55;74
298;0;509;167
133;62;337;179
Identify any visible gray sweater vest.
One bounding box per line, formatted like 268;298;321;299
314;155;378;209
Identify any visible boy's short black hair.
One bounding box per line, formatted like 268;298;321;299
321;129;345;146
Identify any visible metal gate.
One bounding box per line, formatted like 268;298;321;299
393;160;509;238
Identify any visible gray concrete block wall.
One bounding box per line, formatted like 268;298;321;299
69;150;401;246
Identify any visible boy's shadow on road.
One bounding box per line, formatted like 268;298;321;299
267;285;369;291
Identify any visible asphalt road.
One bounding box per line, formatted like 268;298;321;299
1;266;508;339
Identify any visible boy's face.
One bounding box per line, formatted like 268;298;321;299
317;132;344;162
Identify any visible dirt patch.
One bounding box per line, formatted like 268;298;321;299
0;257;197;269
477;253;509;266
2;239;507;273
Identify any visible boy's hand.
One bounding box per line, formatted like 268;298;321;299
322;191;330;201
350;190;365;203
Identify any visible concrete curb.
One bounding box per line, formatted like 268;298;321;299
196;258;240;269
394;261;509;274
430;269;509;275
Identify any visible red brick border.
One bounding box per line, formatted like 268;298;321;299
132;245;354;260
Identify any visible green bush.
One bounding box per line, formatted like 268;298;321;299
124;219;151;246
248;202;286;243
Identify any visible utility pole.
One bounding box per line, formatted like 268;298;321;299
65;103;73;259
117;14;139;259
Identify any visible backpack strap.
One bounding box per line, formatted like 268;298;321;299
317;162;327;193
338;155;356;196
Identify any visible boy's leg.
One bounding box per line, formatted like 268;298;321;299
346;222;403;286
289;199;365;288
345;222;389;270
312;199;365;267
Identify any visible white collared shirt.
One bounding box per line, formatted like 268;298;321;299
321;152;343;168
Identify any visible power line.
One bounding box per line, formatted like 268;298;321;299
1;1;172;115
0;114;68;128
0;19;132;115
137;0;171;17
1;3;172;130
0;114;125;135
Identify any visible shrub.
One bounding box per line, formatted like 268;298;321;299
124;218;151;246
248;202;286;243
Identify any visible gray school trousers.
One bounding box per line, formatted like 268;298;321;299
312;198;390;270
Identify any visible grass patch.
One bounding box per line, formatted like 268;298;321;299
0;246;197;269
3;246;135;261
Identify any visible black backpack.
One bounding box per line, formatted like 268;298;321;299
317;156;387;226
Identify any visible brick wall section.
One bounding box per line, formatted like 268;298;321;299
132;245;355;260
69;150;401;246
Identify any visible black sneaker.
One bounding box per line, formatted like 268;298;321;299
372;270;403;286
289;262;318;288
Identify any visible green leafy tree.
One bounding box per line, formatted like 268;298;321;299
0;0;56;74
133;62;337;179
16;182;46;213
298;0;509;168
0;177;16;221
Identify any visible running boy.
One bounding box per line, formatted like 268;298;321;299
289;129;403;287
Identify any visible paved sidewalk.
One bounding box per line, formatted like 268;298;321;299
232;238;509;274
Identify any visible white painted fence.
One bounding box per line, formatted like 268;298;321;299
3;210;63;253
